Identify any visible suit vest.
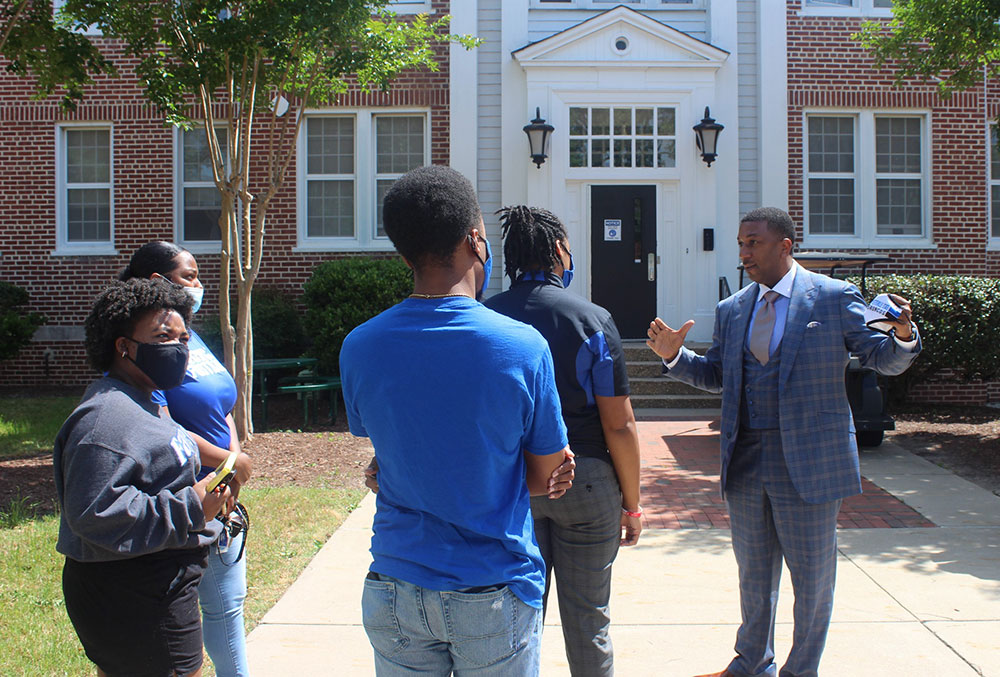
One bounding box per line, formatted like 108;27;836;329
739;341;781;430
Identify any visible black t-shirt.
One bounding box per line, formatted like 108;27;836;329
486;272;630;462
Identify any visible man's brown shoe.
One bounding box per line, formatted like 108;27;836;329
692;672;730;677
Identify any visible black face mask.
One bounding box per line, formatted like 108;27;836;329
124;338;190;390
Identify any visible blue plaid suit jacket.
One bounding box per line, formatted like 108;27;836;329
666;266;920;504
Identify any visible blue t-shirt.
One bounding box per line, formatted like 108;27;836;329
340;296;568;608
152;329;237;478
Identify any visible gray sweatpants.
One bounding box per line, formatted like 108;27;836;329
531;455;622;677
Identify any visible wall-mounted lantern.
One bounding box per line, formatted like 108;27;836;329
693;106;724;167
523;107;554;168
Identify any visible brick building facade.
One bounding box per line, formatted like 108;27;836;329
1;0;997;404
787;3;1000;403
0;0;450;388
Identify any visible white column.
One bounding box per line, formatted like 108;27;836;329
759;0;789;209
449;0;478;185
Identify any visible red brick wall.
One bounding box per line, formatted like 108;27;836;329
787;3;1000;403
0;3;449;387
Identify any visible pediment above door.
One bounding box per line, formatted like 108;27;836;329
513;5;729;70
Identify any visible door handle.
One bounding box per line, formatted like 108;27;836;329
648;252;655;282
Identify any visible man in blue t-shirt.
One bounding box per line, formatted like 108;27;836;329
340;165;574;676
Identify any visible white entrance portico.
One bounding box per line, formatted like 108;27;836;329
505;4;738;341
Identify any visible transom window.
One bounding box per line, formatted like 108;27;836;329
535;0;698;7
804;112;930;246
568;106;676;169
299;111;427;249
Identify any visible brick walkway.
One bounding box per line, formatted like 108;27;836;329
636;418;936;530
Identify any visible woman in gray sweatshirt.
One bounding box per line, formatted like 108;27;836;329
54;278;230;677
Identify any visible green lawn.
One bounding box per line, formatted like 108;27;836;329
0;396;79;459
0;485;364;676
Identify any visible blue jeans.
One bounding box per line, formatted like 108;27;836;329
198;529;249;677
362;573;543;676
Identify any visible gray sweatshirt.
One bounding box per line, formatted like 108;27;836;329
54;377;222;562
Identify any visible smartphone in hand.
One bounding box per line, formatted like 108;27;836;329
206;452;239;494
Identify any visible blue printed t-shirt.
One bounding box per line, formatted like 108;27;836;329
152;328;237;478
486;272;630;462
340;296;568;608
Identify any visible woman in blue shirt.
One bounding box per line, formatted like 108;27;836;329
121;241;253;677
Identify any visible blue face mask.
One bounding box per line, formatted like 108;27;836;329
561;252;574;289
472;235;492;302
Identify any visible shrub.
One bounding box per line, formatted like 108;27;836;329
302;257;413;373
194;286;308;362
0;281;45;361
851;274;1000;395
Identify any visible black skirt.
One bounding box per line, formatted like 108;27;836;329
62;547;209;677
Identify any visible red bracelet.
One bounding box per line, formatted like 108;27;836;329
621;506;643;519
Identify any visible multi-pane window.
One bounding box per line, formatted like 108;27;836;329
807;116;855;235
387;0;431;12
805;112;928;245
59;127;112;248
375;116;425;236
300;112;426;248
875;117;922;235
179;128;227;243
990;127;1000;239
306;117;356;238
569;106;676;169
537;1;697;6
805;0;892;10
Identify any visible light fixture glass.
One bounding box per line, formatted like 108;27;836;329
693;106;724;167
523;107;554;168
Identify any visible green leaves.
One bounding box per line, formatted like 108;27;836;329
857;0;1000;96
302;257;413;374
1;0;113;109
0;281;45;362
52;0;477;123
852;274;1000;391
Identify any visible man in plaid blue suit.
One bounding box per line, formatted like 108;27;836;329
647;207;920;677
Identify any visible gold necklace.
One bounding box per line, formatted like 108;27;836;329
408;292;473;299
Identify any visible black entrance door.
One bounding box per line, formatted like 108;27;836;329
590;185;656;339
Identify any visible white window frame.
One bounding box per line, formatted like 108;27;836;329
387;0;433;15
531;0;702;9
799;0;893;18
53;123;115;256
989;124;1000;250
296;109;429;252
802;110;933;249
173;126;227;254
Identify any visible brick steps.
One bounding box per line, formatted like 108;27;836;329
623;340;721;411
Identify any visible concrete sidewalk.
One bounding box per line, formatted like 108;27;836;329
246;419;1000;676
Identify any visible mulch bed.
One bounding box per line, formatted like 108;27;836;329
2;398;997;518
0;396;374;517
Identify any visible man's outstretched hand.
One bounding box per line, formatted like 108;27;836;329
646;317;695;363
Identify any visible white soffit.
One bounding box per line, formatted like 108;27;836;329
513;5;729;70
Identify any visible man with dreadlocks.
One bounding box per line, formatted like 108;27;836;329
486;205;642;677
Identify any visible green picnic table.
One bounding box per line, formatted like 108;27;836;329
253;357;340;429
